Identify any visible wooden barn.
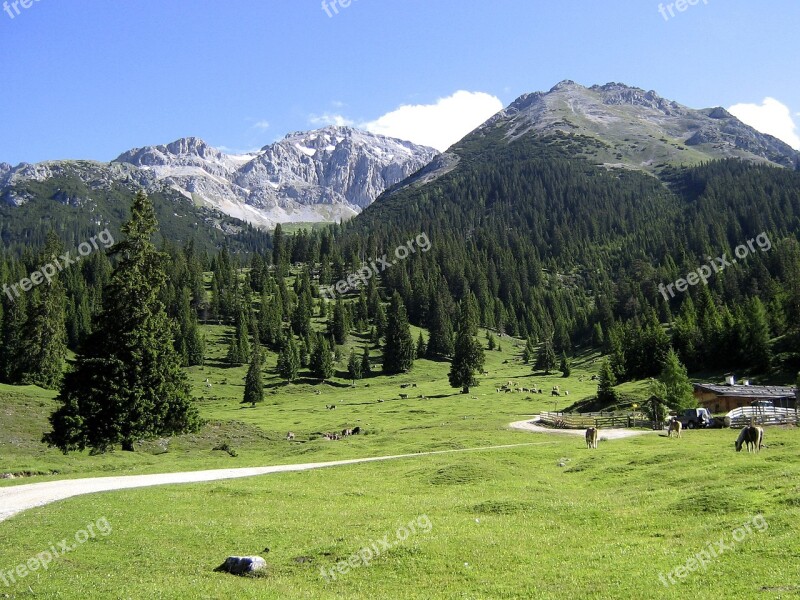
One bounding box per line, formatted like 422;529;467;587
693;381;797;414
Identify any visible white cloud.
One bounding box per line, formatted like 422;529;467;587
253;120;271;131
309;113;355;127
362;91;504;151
728;97;800;150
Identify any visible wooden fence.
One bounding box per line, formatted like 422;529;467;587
726;407;799;428
538;411;655;430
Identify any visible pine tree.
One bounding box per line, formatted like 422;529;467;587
0;284;28;384
330;298;348;345
416;331;427;357
659;348;696;410
226;308;251;365
242;342;264;407
382;292;414;374
375;302;387;339
19;231;68;382
277;337;299;382
487;332;496;351
259;293;283;350
175;286;205;367
597;358;618;405
740;297;772;372
448;295;485;394
592;322;604;348
426;293;454;358
43;191;199;453
347;347;363;384
522;336;536;363
535;338;557;374
361;345;372;377
559;352;572;378
311;335;334;381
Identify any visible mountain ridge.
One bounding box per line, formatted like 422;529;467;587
1;127;439;230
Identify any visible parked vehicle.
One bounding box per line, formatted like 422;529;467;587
751;400;774;408
676;408;714;429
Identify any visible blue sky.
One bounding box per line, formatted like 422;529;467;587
1;0;798;164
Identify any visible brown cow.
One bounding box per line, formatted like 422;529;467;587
585;427;599;449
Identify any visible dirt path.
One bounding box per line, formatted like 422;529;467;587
509;417;658;440
0;442;553;523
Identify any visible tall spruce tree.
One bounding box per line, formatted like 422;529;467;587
0;285;28;384
658;348;696;410
43;191;199;453
20;232;68;389
311;335;334;381
347;347;363;384
559;352;572;378
242;342;264;407
382;292;414;374
426;293;454;358
597;358;618;405
361;345;372;377
535;338;557;374
416;331;427;357
448;295;485;394
277;337;299;382
226;307;251;365
330;298;348;345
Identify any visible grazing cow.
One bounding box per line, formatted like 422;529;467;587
352;427;361;435
400;384;410;389
551;390;560;397
342;429;353;437
565;391;569;396
314;390;321;395
399;393;409;399
668;419;682;438
377;398;384;403
538;389;543;394
585;427;599;449
325;404;336;410
735;426;764;453
482;371;489;376
411;383;417;388
286;432;295;441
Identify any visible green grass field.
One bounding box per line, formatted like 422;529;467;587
1;327;798;598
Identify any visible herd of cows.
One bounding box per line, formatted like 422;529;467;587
584;420;766;452
495;381;570;396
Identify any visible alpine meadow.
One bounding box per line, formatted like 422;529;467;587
2;2;800;599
